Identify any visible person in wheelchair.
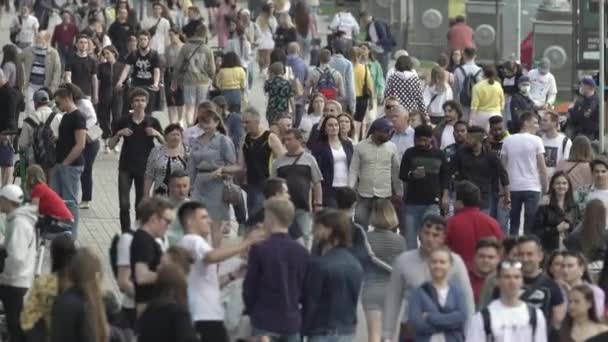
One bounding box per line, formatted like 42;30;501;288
24;164;73;237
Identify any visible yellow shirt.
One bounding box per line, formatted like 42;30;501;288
215;67;246;90
471;79;505;113
353;63;374;98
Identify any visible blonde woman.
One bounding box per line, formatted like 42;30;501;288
352;46;374;141
423;66;454;124
255;3;277;75
362;199;406;342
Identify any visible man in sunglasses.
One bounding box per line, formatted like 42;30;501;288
466;258;547;342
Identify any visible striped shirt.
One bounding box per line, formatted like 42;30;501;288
364;229;406;284
30;46;47;86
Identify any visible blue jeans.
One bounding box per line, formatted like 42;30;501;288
404;204;440;250
246;184;265;218
509;191;541;236
51;164;84;238
223;89;242;112
354;196;377;229
488;192;510;235
308;334;355;342
294;209;313;249
252;328;300;342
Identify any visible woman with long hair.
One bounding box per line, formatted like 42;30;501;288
293;1;314;61
424;66;454;124
21;234;77;338
436;53;456;88
215;51;246;113
165;28;185;124
51;248;108;342
274;12;297;52
98;46;126;153
1;44;20;88
362;199;406;342
447;49;463;72
561;251;605;318
300;93;325;143
360;43;384;135
352;46;374;141
311;116;353;207
469;65;505;131
559;285;608;342
565;199;608;264
144;124;187;196
556;135;594;190
24;164;74;224
225;24;253;90
338;113;355;142
255;3;278;75
187;105;239;247
534;171;580;251
138;265;198;342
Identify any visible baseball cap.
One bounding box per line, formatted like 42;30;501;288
539;58;551;73
581;77;596;87
517;75;530;85
33;89;50;105
0;185;24;204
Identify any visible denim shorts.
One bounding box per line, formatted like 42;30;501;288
183;84;208;105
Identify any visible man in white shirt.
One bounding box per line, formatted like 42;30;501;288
501;111;548;236
466;259;547;342
11;6;39;49
328;7;359;42
584;157;608;223
178;201;263;340
143;2;171;57
540;111;571;177
386;104;414;157
453;47;482;119
528;58;557;110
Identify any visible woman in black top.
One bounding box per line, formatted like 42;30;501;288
311;116;353;208
558;284;608;342
51;248;108;342
98;46;125;151
137;265;198;342
274;12;297;52
564;199;608;264
533;171;580;252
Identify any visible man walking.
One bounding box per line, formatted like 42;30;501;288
65;34;98;101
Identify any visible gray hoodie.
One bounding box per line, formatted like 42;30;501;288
0;204;38;288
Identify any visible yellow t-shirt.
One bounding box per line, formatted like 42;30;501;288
354;63;374;98
471;79;505;113
215;67;246;90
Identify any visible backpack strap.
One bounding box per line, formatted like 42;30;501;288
481;307;493;342
44;112;58;127
24;117;38;128
527;304;537;339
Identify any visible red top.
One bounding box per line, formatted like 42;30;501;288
31;183;73;221
51;23;79;49
447;23;475;51
446;207;504;270
468;269;486;306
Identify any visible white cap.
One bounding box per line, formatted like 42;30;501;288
0;185;24;204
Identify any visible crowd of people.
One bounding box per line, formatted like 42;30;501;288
0;0;606;342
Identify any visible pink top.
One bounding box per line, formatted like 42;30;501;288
555;161;593;190
447;23;475;51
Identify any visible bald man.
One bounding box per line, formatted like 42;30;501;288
21;30;62;113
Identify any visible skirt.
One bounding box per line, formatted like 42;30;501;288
354;96;369;122
361;280;388;311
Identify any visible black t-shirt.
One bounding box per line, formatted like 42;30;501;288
66;53;97;96
521;272;565;324
112;115;162;175
399;146;449;205
56;110;87;166
126;49;160;87
130;229;162;304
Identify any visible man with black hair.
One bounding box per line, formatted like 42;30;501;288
178;201;263;341
446;180;504;270
400;125;449;250
455;125;509;214
166;170;191;246
469;238;501;308
65;34;98;100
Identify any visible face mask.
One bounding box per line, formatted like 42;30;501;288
520;85;530;94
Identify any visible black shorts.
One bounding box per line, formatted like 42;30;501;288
354;96;369;122
195;321;229;342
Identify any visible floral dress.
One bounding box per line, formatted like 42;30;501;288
264;75;295;124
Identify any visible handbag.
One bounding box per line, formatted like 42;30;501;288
222;177;242;205
86;124;103;142
148;18;161;37
362;66;372;99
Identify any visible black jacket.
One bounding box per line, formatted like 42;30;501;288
51;288;95;342
569;94;600;140
311;139;353;189
533;203;579;252
510;92;535;130
0;84;18;133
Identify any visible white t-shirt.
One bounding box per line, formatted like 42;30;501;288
501;133;545;192
466;300;547;342
331;145;348;187
329;12;360;40
300;113;322;143
143;17;171;55
15;15;39;45
429;286;449;342
541;133;571;176
440;125;455;150
528;69;557;107
179;234;224;321
116;232;135;309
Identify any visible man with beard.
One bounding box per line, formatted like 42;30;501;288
108;8;141;59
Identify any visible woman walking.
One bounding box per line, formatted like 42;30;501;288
97;46;125;153
144;124;187;196
469;65;505;131
215;52;247;113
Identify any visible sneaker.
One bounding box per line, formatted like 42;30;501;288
80;201;90;209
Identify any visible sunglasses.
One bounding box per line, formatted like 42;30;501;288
499;260;522;271
385;104;397;110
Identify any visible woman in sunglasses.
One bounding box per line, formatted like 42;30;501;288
409;246;467;342
559;284;608;342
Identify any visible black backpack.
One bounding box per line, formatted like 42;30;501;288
24;112;58;170
458;66;482;107
109;231;133;278
481;303;537;341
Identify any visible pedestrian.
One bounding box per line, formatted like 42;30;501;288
360;12;395;75
142;2;171;61
51;10;78;67
293;2;314;61
328;5;359;49
329;40;356;114
560;251;605;318
305;49;344;103
384;55;425;115
509;75;536;132
21;31;62;112
555;135;594;190
409;246;468;342
274;12;297;52
215;52;246;113
164;28;185;125
0;184;37;342
243;198;309;341
569;77;600;141
300;93;325;143
469;65;504;131
11;6;39;49
423;66;453;124
432;101;463;150
580;157;608;222
187;106;239;248
107;7;140;60
541;111;571;176
97;46;126;153
65;34;98;101
0;70;19;186
215;0;236;49
453;47;482;120
564;199;607;264
302;209;363;342
24;164;73;224
447;16;474;51
352;47;374;140
468;237;501;309
51;248;109;342
528;58;557;111
558;285;608;342
109;88;164;233
143;124;187;196
264;62;295;125
255;3;277;75
166;170;192;246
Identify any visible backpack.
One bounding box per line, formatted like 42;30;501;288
458;66;482;106
24;112;58;170
109;230;133;278
316;67;338;100
481;303;537;341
